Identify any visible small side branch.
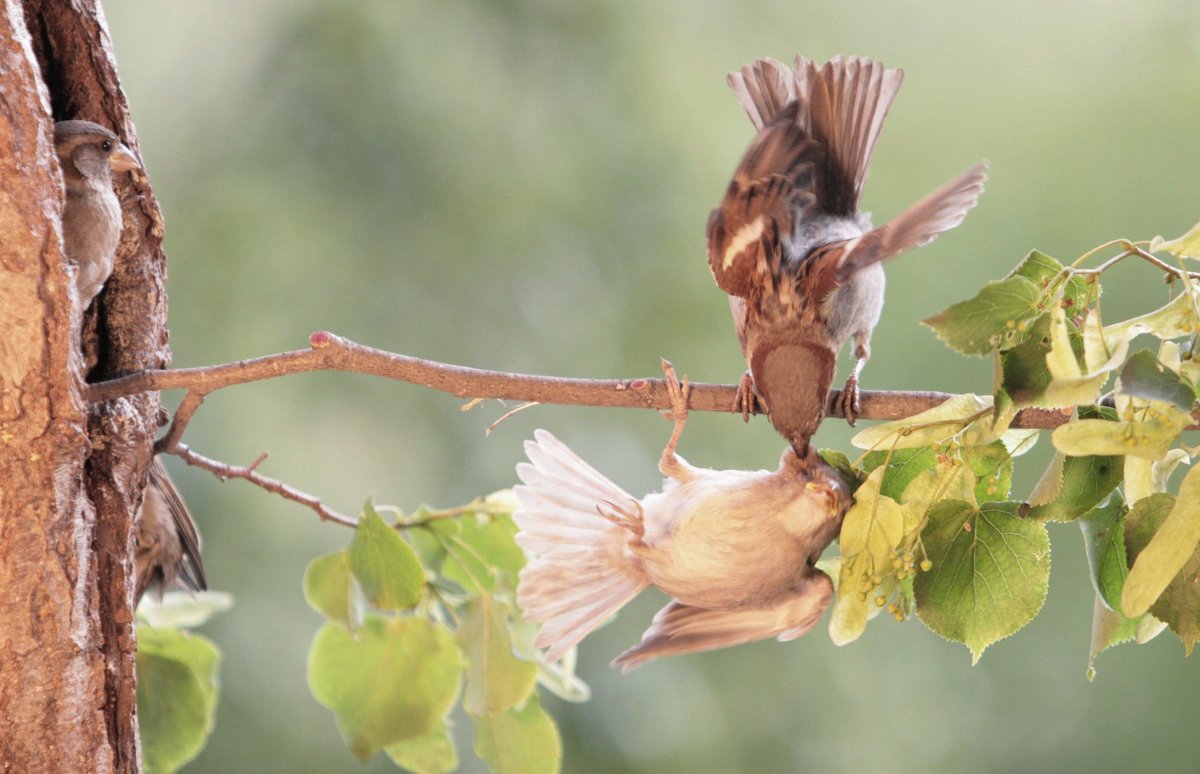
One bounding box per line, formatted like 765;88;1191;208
171;443;356;527
90;331;1077;429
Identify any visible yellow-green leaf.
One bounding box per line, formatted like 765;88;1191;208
851;393;993;450
1103;288;1200;343
308;616;464;761
830;467;907;645
385;722;459;774
1027;450;1122;523
1051;416;1183;461
472;694;562;774
304;550;355;628
1151;220;1200;260
1122;467;1200;620
914;501;1050;663
458;595;538;716
350;504;426;611
137;626;221;774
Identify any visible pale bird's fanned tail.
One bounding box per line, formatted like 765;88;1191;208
514;429;649;662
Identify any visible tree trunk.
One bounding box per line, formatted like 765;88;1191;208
0;2;170;771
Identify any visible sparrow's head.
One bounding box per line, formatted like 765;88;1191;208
780;444;851;518
53;120;139;188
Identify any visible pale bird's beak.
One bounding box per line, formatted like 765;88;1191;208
109;144;140;173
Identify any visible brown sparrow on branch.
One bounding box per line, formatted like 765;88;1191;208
514;361;850;671
55;120;207;601
708;55;987;451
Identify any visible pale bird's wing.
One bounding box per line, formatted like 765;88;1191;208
611;570;833;672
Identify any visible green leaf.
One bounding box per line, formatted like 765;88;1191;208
862;447;938;502
1088;595;1137;680
819;448;866;491
997;312;1053;406
435;513;527;593
137;591;234;630
350;504;426;611
472;694;562;774
1007;250;1090;311
1079;495;1130;610
914;501;1050;663
1123;466;1200;625
458;595;538;716
970;441;1014;503
1027;451;1122;522
137;626;221;774
304;550;355;628
1151;220;1200;260
922;275;1044;355
308;616;464;761
1118;349;1197;413
385;722;459;774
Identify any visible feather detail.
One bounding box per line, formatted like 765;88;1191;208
612;571;833;672
514;430;649;661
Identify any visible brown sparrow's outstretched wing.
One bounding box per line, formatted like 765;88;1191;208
611;571;833;673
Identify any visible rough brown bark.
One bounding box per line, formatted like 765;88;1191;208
1;2;169;772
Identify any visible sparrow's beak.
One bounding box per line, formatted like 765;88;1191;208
109;144;140;173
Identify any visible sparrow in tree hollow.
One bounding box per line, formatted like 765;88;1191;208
708;55;987;451
54;119;139;308
136;458;208;601
514;361;850;671
55;120;207;601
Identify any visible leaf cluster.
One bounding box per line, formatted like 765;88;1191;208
303;498;574;773
844;226;1200;671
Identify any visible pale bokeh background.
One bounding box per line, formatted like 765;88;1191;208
103;2;1200;772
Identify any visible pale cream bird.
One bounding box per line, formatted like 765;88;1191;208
514;361;850;671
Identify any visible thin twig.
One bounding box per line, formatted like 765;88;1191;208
170;442;357;527
89;330;1077;429
153;388;206;454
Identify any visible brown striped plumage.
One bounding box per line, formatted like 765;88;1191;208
708;55;987;452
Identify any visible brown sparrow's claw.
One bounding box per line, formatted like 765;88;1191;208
733;371;766;422
838;375;862;427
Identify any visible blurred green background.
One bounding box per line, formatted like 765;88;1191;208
104;1;1200;772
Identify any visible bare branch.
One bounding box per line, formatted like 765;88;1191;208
90;331;1078;429
171;443;357;527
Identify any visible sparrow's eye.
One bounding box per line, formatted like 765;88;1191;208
101;140;112;151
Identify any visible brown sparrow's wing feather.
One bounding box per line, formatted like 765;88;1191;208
611;571;833;672
794;55;904;215
706;103;821;298
727;57;797;131
832;163;988;284
146;458;207;592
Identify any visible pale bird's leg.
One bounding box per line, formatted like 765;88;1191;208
837;333;870;426
733;370;767;422
658;359;693;482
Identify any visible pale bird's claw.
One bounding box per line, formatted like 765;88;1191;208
659;359;690;423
